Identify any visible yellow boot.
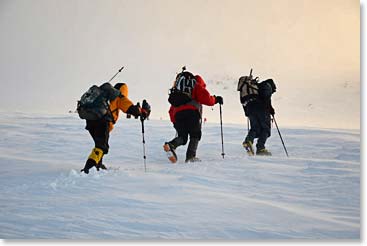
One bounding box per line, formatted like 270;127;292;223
242;140;254;156
81;148;104;174
88;147;104;164
256;148;272;156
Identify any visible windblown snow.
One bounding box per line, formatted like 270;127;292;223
0;112;360;239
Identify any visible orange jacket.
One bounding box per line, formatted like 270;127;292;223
108;83;134;131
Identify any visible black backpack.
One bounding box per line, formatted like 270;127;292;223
258;79;277;99
168;71;197;107
77;83;120;121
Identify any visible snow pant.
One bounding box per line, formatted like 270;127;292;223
82;119;110;173
86;119;110;154
244;106;271;150
169;110;202;161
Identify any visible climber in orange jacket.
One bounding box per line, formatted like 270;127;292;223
81;82;150;174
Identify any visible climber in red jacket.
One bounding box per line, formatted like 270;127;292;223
164;69;223;163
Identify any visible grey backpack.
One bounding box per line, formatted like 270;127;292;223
77;82;120;121
237;76;259;106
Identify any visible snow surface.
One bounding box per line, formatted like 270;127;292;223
0;112;360;239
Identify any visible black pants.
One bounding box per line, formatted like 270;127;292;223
244;106;271;150
86;119;110;154
169;110;202;160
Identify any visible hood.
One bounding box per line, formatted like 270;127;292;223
114;82;129;97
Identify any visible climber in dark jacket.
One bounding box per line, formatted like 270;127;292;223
241;78;276;156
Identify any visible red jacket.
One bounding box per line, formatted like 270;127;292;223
169;75;216;123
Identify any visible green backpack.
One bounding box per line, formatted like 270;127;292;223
77;82;120;121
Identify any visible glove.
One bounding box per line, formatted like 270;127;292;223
127;104;141;118
140;99;151;121
269;106;275;115
140;108;150;121
215;96;223;105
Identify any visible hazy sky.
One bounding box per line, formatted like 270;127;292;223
0;0;360;129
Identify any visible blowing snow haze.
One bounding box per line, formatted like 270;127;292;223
0;0;360;129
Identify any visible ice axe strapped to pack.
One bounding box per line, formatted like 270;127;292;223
108;66;124;83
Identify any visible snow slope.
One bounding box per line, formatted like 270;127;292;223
0;113;360;239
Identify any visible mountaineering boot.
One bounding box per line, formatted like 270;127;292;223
256;148;272;156
97;163;107;170
185;157;201;163
242;140;254;156
96;158;107;171
163;142;177;163
81;159;96;174
81;147;104;174
185;138;200;163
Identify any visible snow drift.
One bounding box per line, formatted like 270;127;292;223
0;113;360;239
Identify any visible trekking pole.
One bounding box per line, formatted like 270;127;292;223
247;117;250;133
108;66;124;83
140;99;151;172
219;104;225;158
140;117;147;172
272;115;289;157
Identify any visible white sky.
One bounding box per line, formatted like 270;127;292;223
0;0;360;129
